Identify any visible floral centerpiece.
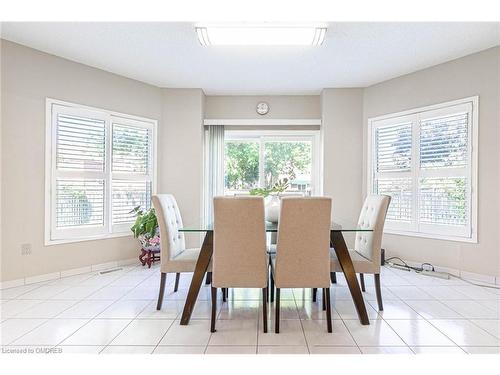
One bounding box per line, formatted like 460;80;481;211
250;178;289;223
130;206;160;251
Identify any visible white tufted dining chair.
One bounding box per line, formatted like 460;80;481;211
330;194;391;311
152;194;207;310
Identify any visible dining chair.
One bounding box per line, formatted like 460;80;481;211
152;194;209;310
270;197;332;333
267;192;306;252
211;196;269;333
330;194;391;311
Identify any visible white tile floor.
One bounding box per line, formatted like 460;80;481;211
1;264;500;355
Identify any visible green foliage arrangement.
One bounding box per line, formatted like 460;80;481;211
130;206;158;238
249;178;290;197
224;141;311;191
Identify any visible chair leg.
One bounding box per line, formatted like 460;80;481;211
267;272;270;302
156;272;167;310
322;288;326;311
359;273;366;292
267;258;272;303
174;273;180;292
210;287;217;332
330;272;337;284
205;272;212;285
270;271;275;303
222;288;227;302
374;273;383;311
325;288;332;333
312;288;317;302
262;287;268;333
275;288;281;333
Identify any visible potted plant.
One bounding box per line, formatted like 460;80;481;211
250;178;289;223
130;206;160;251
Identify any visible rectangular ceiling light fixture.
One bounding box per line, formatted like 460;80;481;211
195;24;327;46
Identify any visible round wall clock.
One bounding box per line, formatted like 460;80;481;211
256;102;269;115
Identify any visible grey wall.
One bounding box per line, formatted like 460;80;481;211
321;89;364;246
363;46;500;277
205;95;320;119
159;88;205;248
1;40;163;281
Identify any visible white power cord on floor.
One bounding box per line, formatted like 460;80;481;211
385;256;500;290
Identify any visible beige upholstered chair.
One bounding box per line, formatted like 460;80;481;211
270;197;332;333
211;196;269;333
330;194;391;311
152;194;206;310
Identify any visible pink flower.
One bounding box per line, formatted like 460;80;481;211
149;236;160;245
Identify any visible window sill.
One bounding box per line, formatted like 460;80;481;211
45;231;134;246
383;229;477;244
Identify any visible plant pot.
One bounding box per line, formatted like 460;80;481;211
138;228;160;251
265;194;281;223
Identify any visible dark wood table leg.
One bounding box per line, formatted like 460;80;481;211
330;230;370;325
180;231;213;325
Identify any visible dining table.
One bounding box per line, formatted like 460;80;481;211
178;221;372;326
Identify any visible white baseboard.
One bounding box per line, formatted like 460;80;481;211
117;258;139;266
60;266;92;278
0;278;25;289
460;270;497;285
91;261;118;272
25;272;61;285
0;258;138;290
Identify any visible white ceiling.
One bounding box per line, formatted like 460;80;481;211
1;22;499;95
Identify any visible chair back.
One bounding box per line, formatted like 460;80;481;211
152;194;186;262
275;197;331;288
355;195;391;262
212;196;267;288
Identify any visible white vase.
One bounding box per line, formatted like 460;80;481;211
265;194;281;223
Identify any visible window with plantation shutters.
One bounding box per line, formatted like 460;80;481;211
46;100;156;244
368;98;477;242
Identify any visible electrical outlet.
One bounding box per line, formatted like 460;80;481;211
21;243;32;256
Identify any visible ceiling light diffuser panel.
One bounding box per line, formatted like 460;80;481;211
195;24;327;46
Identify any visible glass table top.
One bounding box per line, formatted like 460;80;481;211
179;221;373;233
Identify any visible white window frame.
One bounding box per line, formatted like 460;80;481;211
222;130;322;196
45;98;157;246
367;97;478;243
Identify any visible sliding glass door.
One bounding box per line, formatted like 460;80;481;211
224;130;320;196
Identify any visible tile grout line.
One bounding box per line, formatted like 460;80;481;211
98;295;157;353
294;293;311;354
467;319;500;341
148;317;176;354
